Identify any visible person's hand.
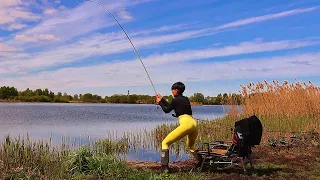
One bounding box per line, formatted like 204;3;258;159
156;94;162;103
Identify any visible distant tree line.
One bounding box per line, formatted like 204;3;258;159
0;86;242;105
190;92;242;105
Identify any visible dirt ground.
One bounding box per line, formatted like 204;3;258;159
127;145;320;179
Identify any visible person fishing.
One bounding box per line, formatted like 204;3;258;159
81;2;200;172
156;82;200;172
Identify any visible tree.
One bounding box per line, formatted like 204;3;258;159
0;86;18;99
128;94;138;104
0;85;238;105
82;93;91;102
24;88;34;97
49;91;55;99
190;93;205;103
215;93;222;105
35;89;43;96
44;88;49;96
204;96;215;105
222;93;229;105
73;94;79;100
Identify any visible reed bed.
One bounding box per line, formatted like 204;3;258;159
239;80;320;132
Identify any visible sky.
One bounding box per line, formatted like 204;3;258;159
0;0;319;97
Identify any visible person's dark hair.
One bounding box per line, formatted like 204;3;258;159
171;82;185;95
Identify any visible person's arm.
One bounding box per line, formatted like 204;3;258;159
159;98;175;113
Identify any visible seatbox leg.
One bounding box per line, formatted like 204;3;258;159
241;158;247;173
249;155;254;170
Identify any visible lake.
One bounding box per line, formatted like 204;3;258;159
0;103;226;162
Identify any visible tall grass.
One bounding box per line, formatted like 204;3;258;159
0;134;203;179
239;80;320;132
0;134;132;179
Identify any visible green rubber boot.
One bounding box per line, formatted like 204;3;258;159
160;149;170;173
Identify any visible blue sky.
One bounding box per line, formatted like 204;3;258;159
0;0;319;97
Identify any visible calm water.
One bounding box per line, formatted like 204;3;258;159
0;103;226;162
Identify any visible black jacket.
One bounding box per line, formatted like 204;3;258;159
159;95;192;118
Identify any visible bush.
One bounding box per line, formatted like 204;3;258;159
65;146;139;178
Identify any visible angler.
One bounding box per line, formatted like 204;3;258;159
156;82;201;173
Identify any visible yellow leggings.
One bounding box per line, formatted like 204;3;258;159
162;114;198;152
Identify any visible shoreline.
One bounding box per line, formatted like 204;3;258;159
0;100;218;106
0;100;151;105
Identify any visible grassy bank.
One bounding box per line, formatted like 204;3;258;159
0;135;202;179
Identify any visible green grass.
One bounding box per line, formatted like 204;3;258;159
0;135;203;179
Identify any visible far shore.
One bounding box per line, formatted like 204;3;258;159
0;100;211;106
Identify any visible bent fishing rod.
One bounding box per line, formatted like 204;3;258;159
74;0;168;121
83;0;157;94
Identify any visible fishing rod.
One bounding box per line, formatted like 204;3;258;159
77;0;169;121
83;0;157;94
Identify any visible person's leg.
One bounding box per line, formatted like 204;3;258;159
186;128;198;153
160;122;194;172
162;124;193;150
186;125;202;167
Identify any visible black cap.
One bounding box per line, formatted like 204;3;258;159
171;82;185;95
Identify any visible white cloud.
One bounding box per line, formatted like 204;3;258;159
0;0;41;32
0;52;12;57
0;0;21;7
7;0;149;46
0;41;18;56
15;35;38;42
0;37;319;77
0;6;41;25
118;9;133;20
145;38;320;65
0;42;18;51
7;23;28;30
43;8;57;15
5;29;206;69
11;37;319;72
1;52;319;92
38;34;60;41
9;6;41;21
14;34;60;42
4;4;318;55
215;6;319;30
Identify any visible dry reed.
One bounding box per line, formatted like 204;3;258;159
238;80;320;132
